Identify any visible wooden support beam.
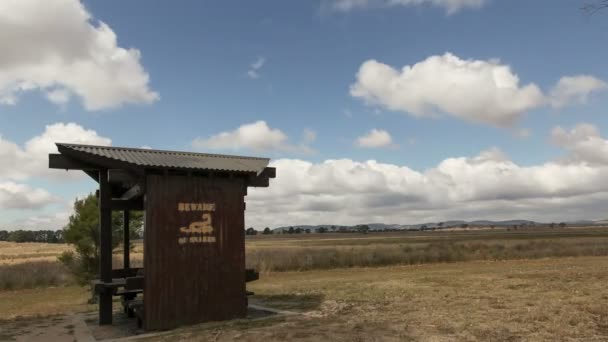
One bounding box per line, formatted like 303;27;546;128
123;210;130;273
50;155;141;188
120;184;143;200
49;154;98;170
98;169;113;325
110;199;144;211
84;170;99;183
109;169;140;186
247;167;276;187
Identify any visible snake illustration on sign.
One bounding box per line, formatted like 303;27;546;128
177;202;217;244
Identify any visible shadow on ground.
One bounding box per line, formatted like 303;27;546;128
249;293;325;312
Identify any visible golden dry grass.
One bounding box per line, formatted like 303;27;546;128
144;256;608;341
1;233;608;340
0;241;144;290
0;286;92;320
245;228;608;272
0;241;145;266
0;241;72;265
3;228;608;290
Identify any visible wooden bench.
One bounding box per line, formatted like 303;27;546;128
118;276;144;317
125;299;144;328
111;267;142;279
245;268;259;282
97;268;258;327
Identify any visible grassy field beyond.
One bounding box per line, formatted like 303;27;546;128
245;228;608;272
143;256;608;341
0;254;607;340
2;228;608;290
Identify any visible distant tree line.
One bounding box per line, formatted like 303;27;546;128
0;229;65;243
245;224;373;235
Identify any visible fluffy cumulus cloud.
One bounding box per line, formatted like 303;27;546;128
8;211;71;230
549;75;607;108
2;197;74;230
245;127;608;228
0;122;111;181
0;122;110;213
356;129;394;148
0;182;58;209
0;0;159;110
551;123;608;165
192;121;315;154
327;0;486;14
351;53;606;127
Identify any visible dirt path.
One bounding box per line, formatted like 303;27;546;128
0;314;94;342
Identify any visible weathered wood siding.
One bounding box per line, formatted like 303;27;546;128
144;175;246;330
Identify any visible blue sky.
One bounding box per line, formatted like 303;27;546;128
2;0;608;229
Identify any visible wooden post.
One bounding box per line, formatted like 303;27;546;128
99;169;113;325
123;210;130;272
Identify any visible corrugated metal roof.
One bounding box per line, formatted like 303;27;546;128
57;143;270;174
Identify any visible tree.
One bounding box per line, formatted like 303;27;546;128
317;227;327;233
559;222;567;228
59;193;143;285
288;227;295;234
305;228;311;234
246;227;257;235
8;230;35;242
357;225;369;234
0;230;8;241
53;230;64;242
263;227;273;235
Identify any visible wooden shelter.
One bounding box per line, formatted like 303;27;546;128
49;143;275;330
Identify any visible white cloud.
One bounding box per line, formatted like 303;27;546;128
1;199;73;230
0;122;111;181
0;122;109;220
0;182;59;210
0;0;159;110
513;128;531;139
356;129;394;148
351;53;606;127
192;121;315;154
303;129;317;144
247;57;266;79
549;75;607;108
246;144;608;227
551;123;608;165
351;53;545;127
46;89;71;105
327;0;486;14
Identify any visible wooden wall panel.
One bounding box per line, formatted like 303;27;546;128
144;175;246;330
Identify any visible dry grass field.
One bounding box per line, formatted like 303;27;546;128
0;241;72;265
150;256;608;341
1;257;607;341
3;228;608;290
1;228;608;340
245;228;608;272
